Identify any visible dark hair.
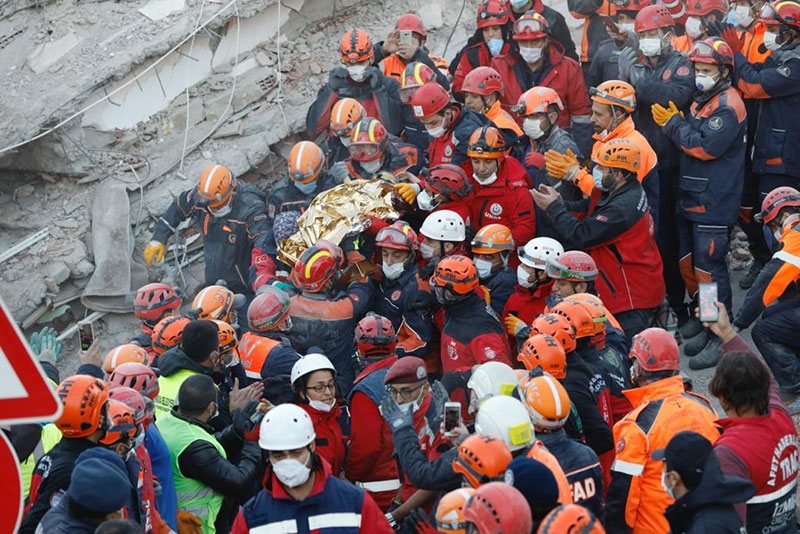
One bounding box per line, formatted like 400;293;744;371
709;350;770;415
638;369;678;383
95;519;146;534
67;496;109;526
181;320;219;363
177;374;218;417
569;280;596;295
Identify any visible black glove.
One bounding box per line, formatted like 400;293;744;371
705;20;727;37
232;399;260;438
408;289;439;313
464;225;478;250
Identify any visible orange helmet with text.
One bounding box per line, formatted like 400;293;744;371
517;333;567;378
192;285;237;321
551;300;595;339
532;313;577;353
565;294;608;335
55;375;109;438
340;28;374;64
471;224;514;254
431;255;480;295
452;434;514;488
467;125;506;159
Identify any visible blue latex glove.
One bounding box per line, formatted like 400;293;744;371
379;394;413;432
33;327;61;364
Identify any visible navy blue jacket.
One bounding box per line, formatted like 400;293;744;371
265;173;336;224
374;266;435;359
483;267;516;317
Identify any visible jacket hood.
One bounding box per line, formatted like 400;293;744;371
157;347;212;377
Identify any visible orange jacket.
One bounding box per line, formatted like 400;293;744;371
741;22;771;64
527;440;574;504
381;53;407;83
671;34;694;53
486;99;523;136
606;375;720;533
764;221;800;306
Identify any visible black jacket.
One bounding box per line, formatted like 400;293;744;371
563;353;614;455
391;423;461;493
665;451;754;534
265;173;336;224
483;267;516;318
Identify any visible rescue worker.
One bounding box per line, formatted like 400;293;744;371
568;0;613;75
462;66;523;146
463;125;536;245
143;164;269;298
512;87;583;239
704;300;800;533
547;250;599;300
131;283;182;359
586;0;648;89
470;224;517;316
537;503;605;534
157;374;263;534
287;239;374;394
606;327;719;534
450;0;514;96
433;488;475;534
344;117;421;180
504;457;561;530
431;255;512;371
323;98;366;175
417;209;467;270
373;13;450;88
397;61;436;156
535;138;665;340
508;0;579;61
306;28;403;137
452;434;513;488
491;12;593;156
266;141;335;224
102;344;149;376
291;353;346;477
672;0;729;51
232;403;392;534
238;287;300;383
653;37;747;368
346;315;401;510
403;163;474;226
525;374;604;518
410;81;487;167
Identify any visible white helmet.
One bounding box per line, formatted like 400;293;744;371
420;209;465;242
258;403;316;450
467;362;519;404
519;237;564;270
474;396;534;452
290;353;336;389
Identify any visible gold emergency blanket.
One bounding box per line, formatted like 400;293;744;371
278;178;398;265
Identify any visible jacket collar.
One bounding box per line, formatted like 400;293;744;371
537;428;568;446
169;406;216;433
355;355;398;384
622;375;685;408
592;115;635;143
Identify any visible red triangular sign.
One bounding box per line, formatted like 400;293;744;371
0;296;62;425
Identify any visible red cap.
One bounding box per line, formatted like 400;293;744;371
384;356;428;384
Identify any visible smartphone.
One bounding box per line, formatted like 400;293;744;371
399;29;414;46
698;282;719;322
78;320;94;351
601;15;620;33
444;402;462;434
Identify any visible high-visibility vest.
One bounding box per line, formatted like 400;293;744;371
20;423;62;498
155;369;199;419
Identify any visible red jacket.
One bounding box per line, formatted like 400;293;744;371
400;392;447;502
299;402;347;477
502;280;555;352
440;293;512;372
428;105;486;168
452;41;511;96
463;156;536;246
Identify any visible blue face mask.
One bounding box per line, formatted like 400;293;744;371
510;0;530;8
592;167;608;191
487;38;504;56
294;180;317;195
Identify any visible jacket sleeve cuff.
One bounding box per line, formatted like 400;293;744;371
575;168;594;196
721;334;752;354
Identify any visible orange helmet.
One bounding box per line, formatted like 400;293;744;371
532;313;577;353
537;504;606;534
100;399;137;446
436;488;476;534
340;28;374;64
517;333;567;378
471;224;514;254
212;320;238;355
103;344;149;374
452;434;513;488
196;164;235;210
396;13;427;37
513;11;549;40
55;375;109;438
430;54;449;71
565;294;608;335
107;362;160;400
192;285;237;321
431;255;479;295
512;86;564;116
330;98;366;138
288;141;325;184
463;66;504;97
467;125;506;159
551;300;595;339
290;240;346;293
590;80;636;112
399;62;438;103
151;315;190;356
523;374;571;431
477;0;512;28
595;138;641;174
349;118;388;162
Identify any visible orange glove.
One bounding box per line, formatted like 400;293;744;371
544;149;579;180
504;314;528;337
177;510;203;534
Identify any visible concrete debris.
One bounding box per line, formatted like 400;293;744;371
26;33;81;74
139;0;187;21
418;4;444;30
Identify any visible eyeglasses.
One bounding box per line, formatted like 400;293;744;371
308;381;336;394
387;382;425;400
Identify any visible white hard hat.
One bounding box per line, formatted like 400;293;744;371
467;362;519;403
290;353;336;389
474;396;534;452
519;237;564;270
258;403;316;450
420;209;465;242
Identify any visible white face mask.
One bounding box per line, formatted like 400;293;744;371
420;242;436;259
520;46;544;64
523;117;546;140
474;257;495;279
294;180;317;195
473;172;498;186
426;122;446;138
360;158;383;174
209;203;232;218
273;457;312;488
618;22;635;34
695;72;718;92
517;264;535;288
763;31;780;50
347;64;368;82
417;190;440;211
685;16;704;38
382;260;405;280
639;37;662;57
735;4;754;26
662;469;675;499
309;398;335;413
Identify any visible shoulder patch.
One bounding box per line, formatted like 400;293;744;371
778;65;791;78
616;437;626;453
661;68;673;81
676;65;691;77
708;116;723;130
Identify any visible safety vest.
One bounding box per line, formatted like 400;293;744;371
157;411;226;534
20;423;62;498
239;332;281;380
155;369;199;419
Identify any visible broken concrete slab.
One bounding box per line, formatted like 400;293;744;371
26;33;81;74
418;4;443;30
139;0;186;21
211;3;290;71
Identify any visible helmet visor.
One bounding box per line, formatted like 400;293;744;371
514;18;547;36
758;2;779;21
399;87;416;104
375;227;412;250
545;258;598;281
349;143;381;161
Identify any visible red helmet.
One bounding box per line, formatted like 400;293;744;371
340;28;374;64
463;66;504;97
756;186;800;224
100;399;137;446
537;504;606;534
411;82;450;120
107;362;160;400
513;11;549;40
759;0;800;29
55;375;109;438
151;315;190;356
532;313;577;354
688;37;734;67
248;286;291;332
355;314;397;357
635;4;674;32
376;221;419;253
108;386;149;426
686;0;728;16
396;13;427;37
426;164;473;201
349;118;388;162
477;0;512;28
463;482;532;534
399;62;438;103
546;250;598;282
290;240;345;293
629;327;680;372
133;283;182;324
